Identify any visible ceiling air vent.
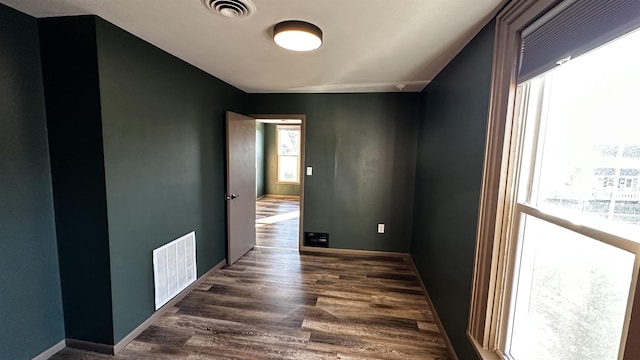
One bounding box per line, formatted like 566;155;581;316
202;0;256;18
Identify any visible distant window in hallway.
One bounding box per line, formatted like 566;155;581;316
276;125;301;184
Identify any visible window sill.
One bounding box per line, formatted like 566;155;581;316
468;332;503;360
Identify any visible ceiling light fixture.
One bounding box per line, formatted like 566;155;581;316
273;20;323;51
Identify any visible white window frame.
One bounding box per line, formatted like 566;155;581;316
276;125;301;184
468;1;640;359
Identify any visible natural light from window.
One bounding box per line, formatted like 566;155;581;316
525;28;640;241
505;28;640;360
276;125;300;183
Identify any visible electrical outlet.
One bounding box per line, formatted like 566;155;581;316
377;223;385;234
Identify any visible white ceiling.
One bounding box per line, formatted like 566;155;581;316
1;0;503;93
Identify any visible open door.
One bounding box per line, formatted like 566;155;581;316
226;111;256;265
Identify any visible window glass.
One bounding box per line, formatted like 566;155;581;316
278;155;298;182
508;215;634;360
278;128;299;156
527;29;640;241
277;126;300;183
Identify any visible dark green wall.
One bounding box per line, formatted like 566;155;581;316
411;20;496;360
39;16;115;345
37;15;247;346
94;18;247;342
256;121;265;198
250;94;419;252
0;4;65;359
263;123;301;196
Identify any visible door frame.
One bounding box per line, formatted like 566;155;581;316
252;114;306;251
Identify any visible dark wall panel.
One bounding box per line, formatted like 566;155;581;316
0;5;65;359
39;16;114;345
94;18;247;342
250;93;419;252
263;123;301;196
411;20;496;359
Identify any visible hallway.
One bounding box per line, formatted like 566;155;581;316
256;196;300;249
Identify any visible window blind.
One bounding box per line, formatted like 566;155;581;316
518;0;640;83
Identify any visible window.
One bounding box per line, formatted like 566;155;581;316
505;33;640;359
276;125;300;183
470;1;640;359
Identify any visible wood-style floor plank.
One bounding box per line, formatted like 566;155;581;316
51;247;452;360
256;196;299;249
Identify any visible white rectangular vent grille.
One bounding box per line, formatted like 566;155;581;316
153;231;196;310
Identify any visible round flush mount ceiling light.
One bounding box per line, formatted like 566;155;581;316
273;20;323;51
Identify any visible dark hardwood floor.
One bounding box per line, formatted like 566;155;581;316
256;196;299;249
52;203;453;359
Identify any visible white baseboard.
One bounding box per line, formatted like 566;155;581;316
32;339;66;360
408;256;459;360
66;258;226;355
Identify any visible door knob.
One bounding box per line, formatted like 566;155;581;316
231;194;239;199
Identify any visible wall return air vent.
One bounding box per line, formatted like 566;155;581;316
153;232;197;310
202;0;256;18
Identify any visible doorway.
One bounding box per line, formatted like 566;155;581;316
255;196;299;248
254;116;305;250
